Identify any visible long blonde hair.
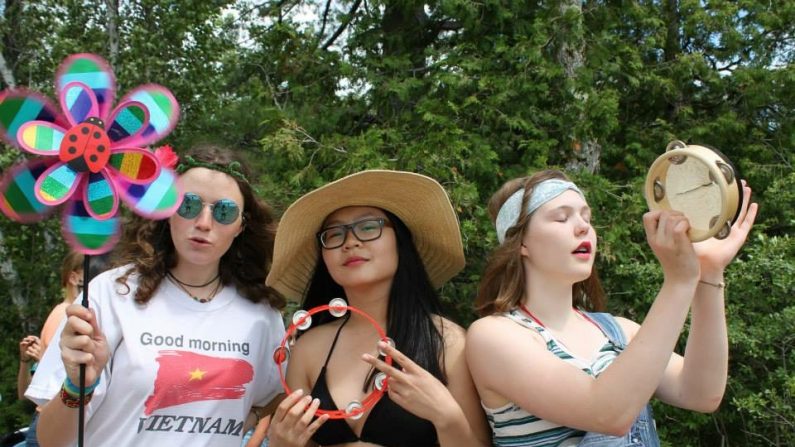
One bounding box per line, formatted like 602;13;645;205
475;170;606;316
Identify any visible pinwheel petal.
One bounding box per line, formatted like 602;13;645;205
0;89;67;147
117;167;182;219
60;82;100;127
18;121;66;155
84;170;119;220
0;159;56;222
107;147;160;184
62;194;120;254
106;100;150;145
118;85;179;146
56;53;115;121
34;163;83;206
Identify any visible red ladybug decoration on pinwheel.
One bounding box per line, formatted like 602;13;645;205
0;53;183;254
60;117;112;173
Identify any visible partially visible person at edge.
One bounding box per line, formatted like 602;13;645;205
13;332;42;447
264;170;490;447
27;144;286;447
243;415;271;447
466;170;758;447
40;252;85;352
17;251;83;404
17;335;42;401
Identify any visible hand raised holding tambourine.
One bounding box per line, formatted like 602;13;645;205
645;140;759;277
645;140;744;242
692;181;759;277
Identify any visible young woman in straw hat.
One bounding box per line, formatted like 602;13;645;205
28;145;286;447
466;170;758;446
265;170;489;447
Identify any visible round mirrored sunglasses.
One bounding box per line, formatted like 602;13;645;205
177;192;241;225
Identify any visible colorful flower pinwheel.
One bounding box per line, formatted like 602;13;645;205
0;53;182;253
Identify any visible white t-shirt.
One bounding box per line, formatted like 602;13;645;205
27;266;285;447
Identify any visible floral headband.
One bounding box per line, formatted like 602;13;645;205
156;145;249;184
495;179;583;244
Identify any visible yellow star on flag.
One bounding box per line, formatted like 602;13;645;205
188;368;206;381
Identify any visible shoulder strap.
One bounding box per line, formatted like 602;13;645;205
585;312;627;348
321;313;352;368
503;309;554;343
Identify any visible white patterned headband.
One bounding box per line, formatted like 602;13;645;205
495;179;583;244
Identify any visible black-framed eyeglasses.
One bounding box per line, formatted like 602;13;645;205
317;218;391;249
177;193;241;225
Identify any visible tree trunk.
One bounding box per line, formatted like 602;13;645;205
663;0;681;122
106;0;120;70
380;2;430;68
0;230;21;307
558;0;600;173
0;0;20;89
0;51;16;89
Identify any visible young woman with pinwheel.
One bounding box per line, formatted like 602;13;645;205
28;145;286;447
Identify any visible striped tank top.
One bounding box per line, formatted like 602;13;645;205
482;309;623;447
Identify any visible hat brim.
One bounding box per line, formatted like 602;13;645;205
266;170;465;301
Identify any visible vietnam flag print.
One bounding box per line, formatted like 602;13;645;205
144;350;253;415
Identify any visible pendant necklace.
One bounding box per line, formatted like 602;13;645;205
167;271;222;303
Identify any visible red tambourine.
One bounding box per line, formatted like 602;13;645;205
273;298;393;420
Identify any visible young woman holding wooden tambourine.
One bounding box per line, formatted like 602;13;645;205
466;169;757;446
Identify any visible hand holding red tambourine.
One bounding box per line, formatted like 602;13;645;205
273;298;393;420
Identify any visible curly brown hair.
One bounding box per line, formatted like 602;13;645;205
113;144;285;310
475;170;605;316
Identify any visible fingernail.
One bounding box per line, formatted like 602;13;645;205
312;398;320;405
294;389;304;396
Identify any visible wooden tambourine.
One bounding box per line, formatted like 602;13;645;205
644;140;743;242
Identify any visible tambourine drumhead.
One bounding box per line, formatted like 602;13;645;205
644;141;742;242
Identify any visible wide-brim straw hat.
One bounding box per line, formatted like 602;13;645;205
266;170;465;301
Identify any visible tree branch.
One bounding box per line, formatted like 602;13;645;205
321;0;363;51
317;0;333;42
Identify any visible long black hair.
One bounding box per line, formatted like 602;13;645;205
303;210;447;384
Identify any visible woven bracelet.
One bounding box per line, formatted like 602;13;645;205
63;375;101;397
61;384;93;408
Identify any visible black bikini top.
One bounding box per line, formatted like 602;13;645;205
310;317;439;447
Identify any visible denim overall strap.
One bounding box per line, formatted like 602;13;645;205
577;313;661;447
585;312;627;347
